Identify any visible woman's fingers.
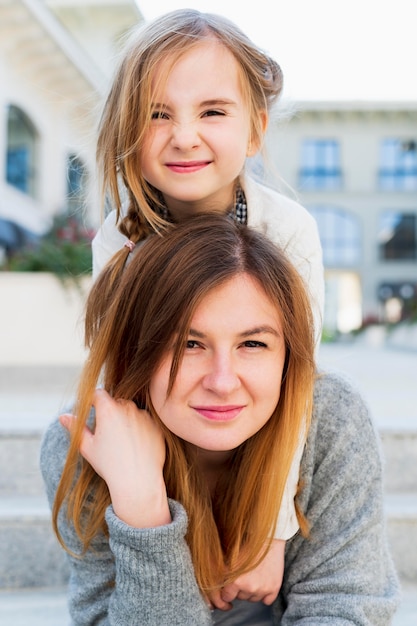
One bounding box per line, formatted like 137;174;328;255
208;589;232;611
59;413;76;431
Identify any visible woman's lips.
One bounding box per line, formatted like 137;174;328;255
192;405;244;422
165;160;211;174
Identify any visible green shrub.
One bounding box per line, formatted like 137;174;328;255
5;214;94;285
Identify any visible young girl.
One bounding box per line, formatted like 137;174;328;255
42;215;316;624
92;9;323;324
90;8;324;610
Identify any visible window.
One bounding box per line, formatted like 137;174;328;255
308;206;361;266
6;105;38;197
378;212;417;260
378;281;417;322
299;139;342;190
379;139;417;191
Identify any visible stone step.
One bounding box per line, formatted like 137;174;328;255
0;493;416;590
0;431;45;496
380;429;417;493
1;423;415;497
386;493;417;583
0;496;69;589
0;584;416;626
0;588;69;626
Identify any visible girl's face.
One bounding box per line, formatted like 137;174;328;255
149;274;286;465
141;40;263;221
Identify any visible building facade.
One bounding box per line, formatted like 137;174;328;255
0;0;142;257
2;3;416;334
267;101;417;333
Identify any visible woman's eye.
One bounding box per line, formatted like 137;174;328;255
243;340;267;348
186;340;201;349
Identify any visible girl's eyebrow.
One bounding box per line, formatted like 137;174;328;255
151;99;238;109
151;102;168;109
200;99;238;107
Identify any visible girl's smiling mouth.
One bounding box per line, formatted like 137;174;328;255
165;160;211;173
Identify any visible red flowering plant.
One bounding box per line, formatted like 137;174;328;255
6;214;94;286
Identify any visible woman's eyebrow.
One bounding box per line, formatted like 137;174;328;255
188;329;206;339
188;326;280;339
237;326;280;338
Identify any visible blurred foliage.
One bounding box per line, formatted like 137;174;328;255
320;327;339;343
4;214;94;285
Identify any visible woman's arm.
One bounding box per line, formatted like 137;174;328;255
275;371;400;625
60;391;171;530
40;418;212;625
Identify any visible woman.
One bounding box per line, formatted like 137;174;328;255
40;215;399;624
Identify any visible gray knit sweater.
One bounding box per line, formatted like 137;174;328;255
40;371;400;625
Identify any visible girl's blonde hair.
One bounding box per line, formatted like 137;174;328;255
53;214;315;595
97;8;283;243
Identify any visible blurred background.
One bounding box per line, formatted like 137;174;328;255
0;1;415;624
0;0;416;364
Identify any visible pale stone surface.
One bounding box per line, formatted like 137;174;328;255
0;273;90;367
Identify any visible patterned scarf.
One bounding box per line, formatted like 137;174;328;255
156;184;248;225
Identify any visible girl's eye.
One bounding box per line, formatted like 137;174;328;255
203;109;225;117
242;340;267;348
151;110;168;120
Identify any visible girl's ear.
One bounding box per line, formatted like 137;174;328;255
259;110;269;134
247;110;269;157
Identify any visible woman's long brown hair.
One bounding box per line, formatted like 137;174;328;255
53;214;315;594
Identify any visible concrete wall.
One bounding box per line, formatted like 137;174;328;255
0;273;90;366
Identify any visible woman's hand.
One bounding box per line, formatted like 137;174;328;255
208;539;285;610
60;389;171;529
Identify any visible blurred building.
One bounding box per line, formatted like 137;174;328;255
267;101;417;332
0;0;142;257
2;2;416;333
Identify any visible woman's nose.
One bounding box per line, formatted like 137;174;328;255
202;355;241;396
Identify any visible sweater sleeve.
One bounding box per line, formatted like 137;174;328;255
274;371;400;625
39;419;213;626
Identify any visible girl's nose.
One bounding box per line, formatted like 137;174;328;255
170;122;201;151
202;355;241;396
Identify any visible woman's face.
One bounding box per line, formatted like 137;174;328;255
149;273;286;461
